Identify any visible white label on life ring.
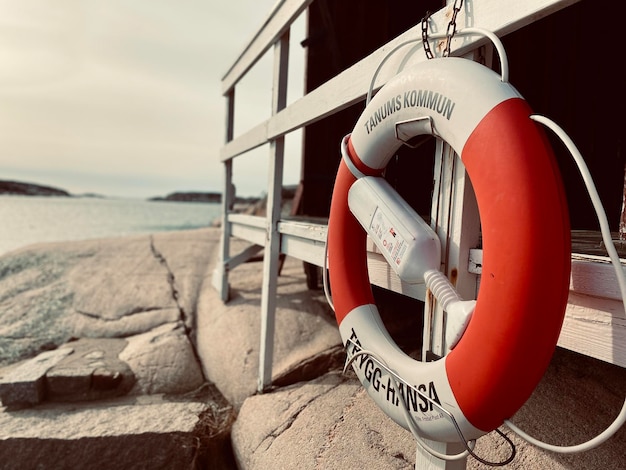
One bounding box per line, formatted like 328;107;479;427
371;207;408;267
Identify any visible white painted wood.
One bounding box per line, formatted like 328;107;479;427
221;0;312;94
566;248;626;365
367;252;427;301
570;254;626;301
559;293;626;368
454;248;626;368
258;30;290;393
421;150;456;467
471;249;626;301
224;244;264;271
415;442;467;470
225;170;626;372
230;221;266;246
220;122;268;162
213;90;236;301
423;142;450;359
279;236;324;266
278;218;328;242
221;0;581;161
228;213;266;228
230;217;428;299
278;220;326;266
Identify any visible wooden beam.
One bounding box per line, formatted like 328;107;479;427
258;30;291;392
221;0;312;94
220;0;581;161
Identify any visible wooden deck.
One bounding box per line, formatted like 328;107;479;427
223;213;626;368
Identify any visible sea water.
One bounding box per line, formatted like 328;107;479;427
0;195;221;256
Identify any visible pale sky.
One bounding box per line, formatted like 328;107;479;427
0;0;305;198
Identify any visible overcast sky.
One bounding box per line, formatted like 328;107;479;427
0;0;305;198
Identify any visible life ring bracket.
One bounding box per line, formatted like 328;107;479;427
394;116;436;148
343;338;517;466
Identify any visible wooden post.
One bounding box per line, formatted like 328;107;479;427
213;89;236;302
417;34;485;468
619;165;626;244
258;29;290;392
418;139;479;469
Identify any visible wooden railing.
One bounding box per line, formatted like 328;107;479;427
214;0;625;404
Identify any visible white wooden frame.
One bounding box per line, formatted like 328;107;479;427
215;0;625;428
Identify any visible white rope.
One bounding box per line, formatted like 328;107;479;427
502;115;626;453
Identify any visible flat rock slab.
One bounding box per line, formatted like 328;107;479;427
0;392;236;470
0;324;205;409
119;322;205;395
196;248;342;410
0;228;218;367
46;338;135;403
0;338;136;409
232;371;418;469
0;348;74;408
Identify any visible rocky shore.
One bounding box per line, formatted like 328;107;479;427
0;228;625;469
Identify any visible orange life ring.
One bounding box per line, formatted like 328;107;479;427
327;57;571;442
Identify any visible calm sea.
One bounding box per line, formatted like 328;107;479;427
0;195;222;256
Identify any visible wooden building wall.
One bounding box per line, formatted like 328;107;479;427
300;0;626;234
300;0;442;218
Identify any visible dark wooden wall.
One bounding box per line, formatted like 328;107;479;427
300;0;625;231
299;0;442;218
502;0;625;231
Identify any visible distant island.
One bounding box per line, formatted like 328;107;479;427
0;179;284;205
0;180;70;197
149;191;268;205
149;191;222;203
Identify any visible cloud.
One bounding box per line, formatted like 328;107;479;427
0;0;302;198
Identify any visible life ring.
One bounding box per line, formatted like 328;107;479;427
327;57;571;443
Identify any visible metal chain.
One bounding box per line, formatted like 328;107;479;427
421;0;464;59
421;12;434;59
443;0;464;57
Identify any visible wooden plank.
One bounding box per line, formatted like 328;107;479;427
571;230;626;257
280;236;325;266
228;213;265;228
224;244;264;271
220;122;268;162
278;219;327;242
221;0;581;161
367;252;426;301
212;89;236;301
221;0;312;94
470;249;626;302
258;30;290;392
571;254;626;301
415;442;467;470
278;219;327;266
559;292;626;368
228;213;266;228
462;246;626;368
230;221;266;246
